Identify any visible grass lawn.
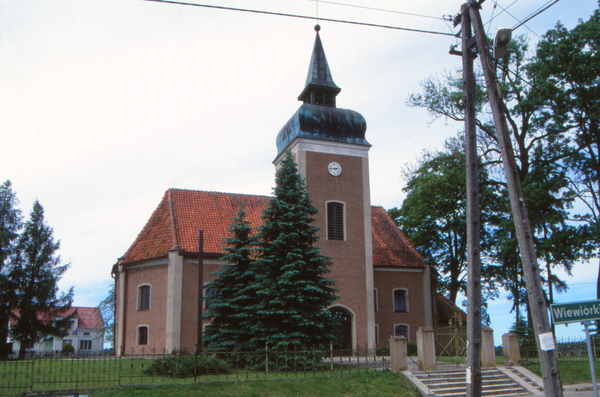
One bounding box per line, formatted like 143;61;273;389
87;371;420;397
522;360;600;385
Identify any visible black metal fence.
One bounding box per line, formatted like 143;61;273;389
521;335;600;362
0;346;390;396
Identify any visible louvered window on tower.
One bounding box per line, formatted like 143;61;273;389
311;91;335;107
327;202;344;240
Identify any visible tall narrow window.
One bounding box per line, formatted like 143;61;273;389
374;289;379;312
138;326;148;345
80;340;92;350
138;285;150;310
393;289;407;312
327;202;344;240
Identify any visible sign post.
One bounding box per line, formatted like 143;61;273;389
551;300;600;397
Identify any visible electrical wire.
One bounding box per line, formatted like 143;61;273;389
512;0;560;32
142;0;455;36
486;0;541;39
305;0;445;21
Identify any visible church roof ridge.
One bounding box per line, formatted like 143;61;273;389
120;190;428;270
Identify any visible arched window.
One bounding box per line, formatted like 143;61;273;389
328;307;352;350
327;202;344;241
394;324;409;341
138;285;150;311
137;326;148;345
393;289;408;312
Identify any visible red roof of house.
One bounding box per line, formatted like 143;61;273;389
10;307;103;329
120;189;427;269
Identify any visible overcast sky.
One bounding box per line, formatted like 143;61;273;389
1;0;598;343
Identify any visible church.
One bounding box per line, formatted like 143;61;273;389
113;27;450;356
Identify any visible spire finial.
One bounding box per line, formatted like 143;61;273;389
315;24;321;32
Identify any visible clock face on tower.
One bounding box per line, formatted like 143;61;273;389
328;162;342;176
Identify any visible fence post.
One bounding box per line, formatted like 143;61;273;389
417;326;436;371
390;335;407;372
118;346;123;386
194;344;198;382
330;342;333;376
265;344;269;381
502;333;520;366
30;352;35;393
481;327;496;368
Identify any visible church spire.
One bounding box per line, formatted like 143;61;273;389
297;25;341;107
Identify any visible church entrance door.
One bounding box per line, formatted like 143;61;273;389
329;307;352;350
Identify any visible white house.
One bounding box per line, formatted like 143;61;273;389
8;307;104;355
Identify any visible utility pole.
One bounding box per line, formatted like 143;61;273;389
466;1;563;395
461;3;482;396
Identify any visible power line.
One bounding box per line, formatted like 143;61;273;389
306;0;445;21
512;0;560;32
487;0;542;39
142;0;455;36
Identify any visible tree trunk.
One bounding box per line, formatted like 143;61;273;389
18;338;27;360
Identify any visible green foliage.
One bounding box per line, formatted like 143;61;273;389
0;180;22;359
61;343;75;355
407;342;417;357
8;200;75;359
143;355;229;377
203;205;258;351
405;30;594;320
390;136;500;304
97;284;114;345
246;150;339;350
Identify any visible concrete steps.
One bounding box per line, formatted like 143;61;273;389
412;369;533;397
505;366;544;392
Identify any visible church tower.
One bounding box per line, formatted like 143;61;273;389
274;25;375;350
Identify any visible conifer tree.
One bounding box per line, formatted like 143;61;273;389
0;180;22;358
9;200;74;359
203;205;258;351
248;150;338;350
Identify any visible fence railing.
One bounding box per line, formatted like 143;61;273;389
520;335;600;362
0;346;390;396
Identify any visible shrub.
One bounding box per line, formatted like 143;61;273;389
144;355;229;377
376;346;390;356
62;343;75;355
407;342;417;356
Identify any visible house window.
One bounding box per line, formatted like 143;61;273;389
62;339;72;346
138;326;148;345
83;332;90;336
375;325;379;345
393;289;407;312
80;340;92;350
394;324;409;341
374;289;379;312
327;202;344;240
138;285;150;310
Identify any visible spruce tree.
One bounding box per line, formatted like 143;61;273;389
9;200;74;359
248;150;338;351
203;205;258;351
0;180;22;358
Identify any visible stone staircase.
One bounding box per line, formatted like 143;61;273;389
412;368;533;397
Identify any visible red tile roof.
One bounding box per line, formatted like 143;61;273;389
371;206;427;268
120;189;427;269
10;307;103;329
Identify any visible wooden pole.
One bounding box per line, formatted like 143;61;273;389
462;3;482;396
198;230;204;352
467;1;563;395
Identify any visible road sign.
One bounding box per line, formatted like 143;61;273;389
550;299;600;324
